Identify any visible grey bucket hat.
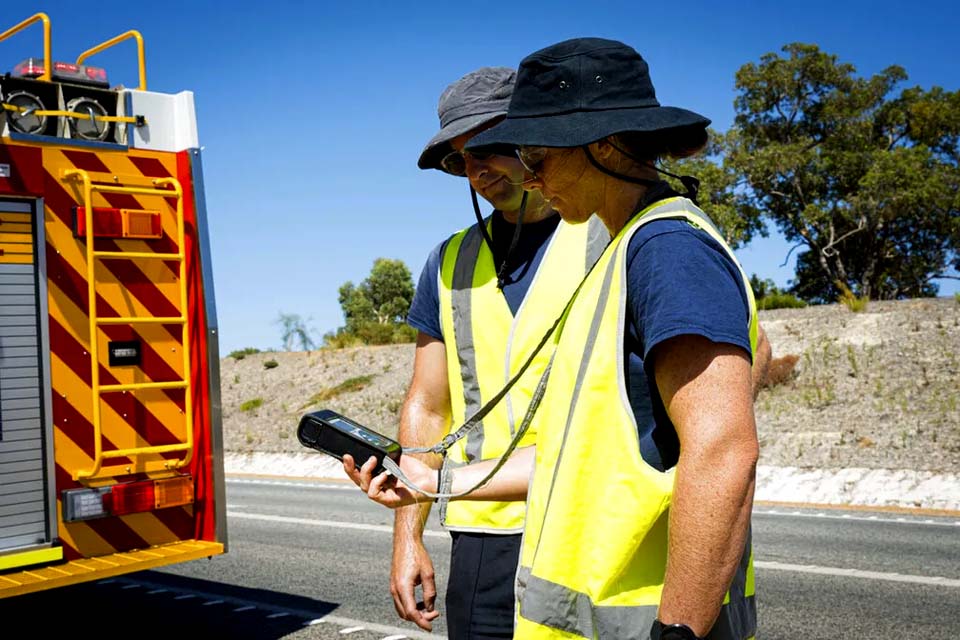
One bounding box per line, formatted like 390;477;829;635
418;66;516;171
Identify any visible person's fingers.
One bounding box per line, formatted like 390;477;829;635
368;469;394;501
389;578;411;621
342;454;363;488
421;567;437;613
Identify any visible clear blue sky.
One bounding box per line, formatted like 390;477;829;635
5;1;958;354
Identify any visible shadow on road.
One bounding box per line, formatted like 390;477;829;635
0;570;340;638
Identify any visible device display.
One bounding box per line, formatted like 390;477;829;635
297;409;401;476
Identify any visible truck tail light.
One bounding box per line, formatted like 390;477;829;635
62;476;194;522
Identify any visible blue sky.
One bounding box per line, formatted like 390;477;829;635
5;1;958;354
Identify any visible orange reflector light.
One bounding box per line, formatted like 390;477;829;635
74;207;163;239
155;476;194;509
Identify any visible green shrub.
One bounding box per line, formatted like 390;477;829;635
954;292;960;305
836;281;869;313
323;322;417;348
263;359;279;369
229;347;260;360
300;374;376;409
757;293;807;310
240;398;263;412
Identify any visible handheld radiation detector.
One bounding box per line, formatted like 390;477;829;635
297;409;401;476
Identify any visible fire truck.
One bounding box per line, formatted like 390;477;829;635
0;13;225;597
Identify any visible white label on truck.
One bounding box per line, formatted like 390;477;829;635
0;164;9;178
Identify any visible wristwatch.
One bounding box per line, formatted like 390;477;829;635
649;619;703;640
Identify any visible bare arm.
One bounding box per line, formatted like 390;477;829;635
345;444;534;505
391;331;450;631
651;335;758;637
752;323;772;399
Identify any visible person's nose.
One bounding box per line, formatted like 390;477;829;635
522;170;543;192
465;154;491;180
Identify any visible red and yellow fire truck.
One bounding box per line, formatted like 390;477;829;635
0;13;225;597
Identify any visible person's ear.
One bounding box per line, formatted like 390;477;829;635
592;137;617;161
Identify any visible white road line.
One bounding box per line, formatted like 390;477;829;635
229;478;960;526
233;605;256;612
382;636;409;640
203;599;224;606
755;561;960;587
755;509;960;527
340;627;366;634
229;478;353;491
227;511;448;538
267;612;290;619
174;594;196;600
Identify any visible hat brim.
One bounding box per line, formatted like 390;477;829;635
464;106;710;152
418;111;507;171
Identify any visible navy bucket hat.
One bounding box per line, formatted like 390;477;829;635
418;66;516;171
466;38;710;151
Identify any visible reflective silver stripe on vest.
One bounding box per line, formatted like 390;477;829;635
450;223;486;462
585;215;610;271
519;566;756;639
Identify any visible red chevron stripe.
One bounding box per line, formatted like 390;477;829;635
128;156;172;178
151;505;195;541
62;150;110;173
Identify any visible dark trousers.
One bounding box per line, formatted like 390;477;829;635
445;532;522;640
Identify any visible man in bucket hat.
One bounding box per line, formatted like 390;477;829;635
389;66;608;638
348;39;771;640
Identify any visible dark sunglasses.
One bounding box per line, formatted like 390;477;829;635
440;149;495;176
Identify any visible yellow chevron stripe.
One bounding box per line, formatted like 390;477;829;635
54;499;116;559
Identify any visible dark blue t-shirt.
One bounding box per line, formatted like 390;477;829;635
623;218;752;471
407;202;751;473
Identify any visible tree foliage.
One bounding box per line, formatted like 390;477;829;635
276;312;317;351
668;129;765;249
725;43;959;301
331;258;417;346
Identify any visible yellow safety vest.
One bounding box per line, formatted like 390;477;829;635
437;214;608;532
516;197;758;638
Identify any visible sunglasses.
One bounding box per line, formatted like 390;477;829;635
517;146;548;175
440;149;495;176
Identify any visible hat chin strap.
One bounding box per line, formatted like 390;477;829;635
582;145;701;203
470;186;528;290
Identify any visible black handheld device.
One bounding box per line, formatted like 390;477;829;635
297;409;401;476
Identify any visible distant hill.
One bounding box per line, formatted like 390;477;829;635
221;297;959;474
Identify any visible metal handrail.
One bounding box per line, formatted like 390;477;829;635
76;29;146;91
0;13;51;82
62;168;194;479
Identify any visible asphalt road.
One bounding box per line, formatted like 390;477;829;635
3;478;958;639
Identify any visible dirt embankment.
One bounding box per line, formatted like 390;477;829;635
221;297;960;473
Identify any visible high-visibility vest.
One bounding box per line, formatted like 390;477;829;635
437;214;608;532
515;197;758;638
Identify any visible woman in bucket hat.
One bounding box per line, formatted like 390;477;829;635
348;38;762;640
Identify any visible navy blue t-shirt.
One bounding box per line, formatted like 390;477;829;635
624;218;752;471
407;201;751;473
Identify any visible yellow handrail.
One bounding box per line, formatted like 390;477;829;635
76;29;146;91
62;169;194;480
0;13;51;82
